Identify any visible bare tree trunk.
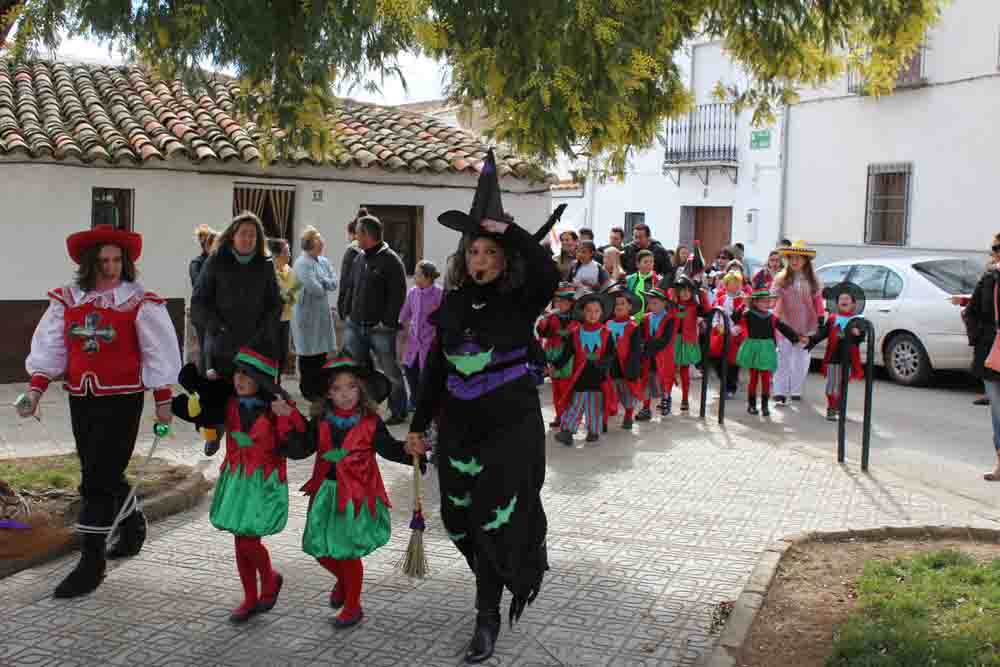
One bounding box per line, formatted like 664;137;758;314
0;0;23;49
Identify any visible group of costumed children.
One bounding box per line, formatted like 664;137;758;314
538;266;868;431
172;345;420;626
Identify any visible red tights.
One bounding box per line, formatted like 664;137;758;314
663;366;691;403
318;557;364;616
748;370;772;397
234;536;279;611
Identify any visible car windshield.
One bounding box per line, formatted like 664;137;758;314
912;259;983;295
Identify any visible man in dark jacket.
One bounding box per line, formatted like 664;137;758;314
343;212;409;424
965;255;1000;481
337;214;364;321
622;223;673;278
192;212;282;378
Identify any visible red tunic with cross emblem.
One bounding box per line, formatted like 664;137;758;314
56;287;154;396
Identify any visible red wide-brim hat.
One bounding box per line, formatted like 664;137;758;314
67;225;142;264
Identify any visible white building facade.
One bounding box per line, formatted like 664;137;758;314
783;0;999;265
553;40;785;267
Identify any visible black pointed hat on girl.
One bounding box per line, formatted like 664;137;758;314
438;148;568;241
823;281;866;316
311;350;392;405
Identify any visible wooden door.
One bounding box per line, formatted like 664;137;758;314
694;207;733;266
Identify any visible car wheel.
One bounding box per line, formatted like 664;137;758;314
885;333;931;386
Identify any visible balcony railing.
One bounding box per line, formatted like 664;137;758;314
848;43;928;95
663;103;738;165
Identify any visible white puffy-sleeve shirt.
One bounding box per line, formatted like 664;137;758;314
26;282;181;395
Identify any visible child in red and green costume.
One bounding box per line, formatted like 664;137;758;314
669;275;706;413
734;278;807;416
537;283;578;427
278;352;422;628
175;346;302;623
607;288;644;429
553;292;617;445
637;286;677;420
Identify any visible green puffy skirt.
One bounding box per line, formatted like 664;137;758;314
210;465;288;537
302;480;391;560
735;338;779;371
675;341;702;366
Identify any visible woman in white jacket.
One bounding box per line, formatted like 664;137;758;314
292;226;337;410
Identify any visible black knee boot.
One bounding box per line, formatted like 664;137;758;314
106;509;147;560
466;559;503;664
54;533;107;599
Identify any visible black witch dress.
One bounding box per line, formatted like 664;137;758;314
410;223;560;622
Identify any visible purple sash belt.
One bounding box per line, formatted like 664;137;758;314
447;348;529;400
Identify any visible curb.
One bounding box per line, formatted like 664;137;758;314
701;526;1000;667
0;468;211;580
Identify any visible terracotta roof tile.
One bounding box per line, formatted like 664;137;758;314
0;59;551;181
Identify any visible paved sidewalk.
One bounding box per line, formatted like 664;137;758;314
2;380;997;667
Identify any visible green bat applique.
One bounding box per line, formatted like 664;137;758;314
445;348;494;377
482;495;518;532
449;457;484;476
447;532;467;542
448;493;473;508
322;449;350;464
231;431;254;448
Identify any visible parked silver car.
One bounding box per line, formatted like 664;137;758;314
813;256;983;385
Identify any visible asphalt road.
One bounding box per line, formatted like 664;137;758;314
754;368;1000;514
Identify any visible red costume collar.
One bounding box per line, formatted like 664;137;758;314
581;321;604;331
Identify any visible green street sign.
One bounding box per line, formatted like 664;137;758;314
750;130;771;150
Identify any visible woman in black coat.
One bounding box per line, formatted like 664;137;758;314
964;234;1000;481
192;212;282;379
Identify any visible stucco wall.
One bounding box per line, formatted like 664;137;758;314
0;161;551;301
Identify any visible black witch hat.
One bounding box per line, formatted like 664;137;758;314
439;148;513;235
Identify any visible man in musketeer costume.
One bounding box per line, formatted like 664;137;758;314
408;150;564;663
19;224;181;598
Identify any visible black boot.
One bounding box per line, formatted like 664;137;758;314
761;395;770;417
747;396;758;415
54;533;106;599
465;610;501;664
106;510;147;560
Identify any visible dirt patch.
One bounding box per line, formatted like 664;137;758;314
738;538;1000;667
0;455;196;564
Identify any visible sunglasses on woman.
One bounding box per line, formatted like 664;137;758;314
992;244;1000;254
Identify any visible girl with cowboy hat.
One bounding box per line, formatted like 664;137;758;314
772;240;826;405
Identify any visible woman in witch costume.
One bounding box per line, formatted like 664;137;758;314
276;352;421;627
173;347;300;623
408;149;563;664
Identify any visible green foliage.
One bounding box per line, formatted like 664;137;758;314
2;0;946;176
827;549;1000;667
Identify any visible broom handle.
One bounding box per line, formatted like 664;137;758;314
412;453;423;513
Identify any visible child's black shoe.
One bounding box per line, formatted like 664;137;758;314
635;407;652;422
826;408;838;421
554;430;574;446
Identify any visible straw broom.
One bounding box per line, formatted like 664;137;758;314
399;453;428;578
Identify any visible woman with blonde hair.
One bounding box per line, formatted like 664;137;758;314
189;224;219;369
191;211;282;378
603;245;626;284
292;225;338;409
771;240;825;405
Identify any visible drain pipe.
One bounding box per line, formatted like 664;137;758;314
777;104;791;244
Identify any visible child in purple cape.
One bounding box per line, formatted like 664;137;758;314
400;260;444;413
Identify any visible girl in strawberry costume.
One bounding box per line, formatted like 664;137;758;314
174;347;301;623
669;275;707;413
279;352;420;627
734;277;807;416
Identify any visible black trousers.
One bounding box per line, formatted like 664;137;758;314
713;358;739;394
277;321;291;382
298;353;328;402
68;393;144;534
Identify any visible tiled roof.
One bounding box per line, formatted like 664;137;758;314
0;59;547;181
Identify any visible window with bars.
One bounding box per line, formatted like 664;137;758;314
91;188;134;231
864;163;912;246
624;212;645;239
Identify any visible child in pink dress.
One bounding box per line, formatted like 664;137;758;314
772;241;825;405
